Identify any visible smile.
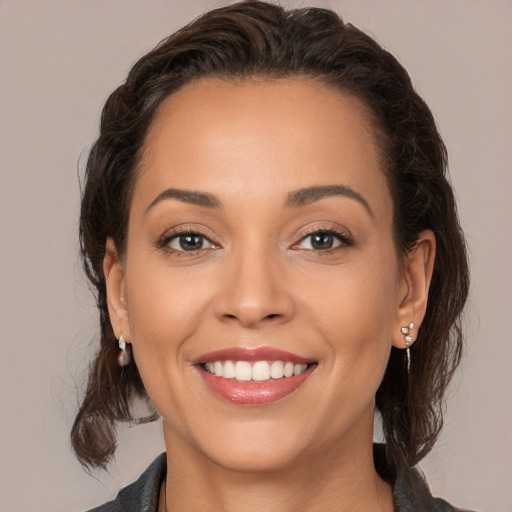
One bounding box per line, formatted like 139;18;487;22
202;360;309;382
194;347;317;405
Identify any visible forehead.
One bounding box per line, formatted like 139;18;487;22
134;77;391;217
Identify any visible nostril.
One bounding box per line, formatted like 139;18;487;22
224;313;279;319
221;312;282;325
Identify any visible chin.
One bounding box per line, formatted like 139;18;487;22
204;439;306;474
187;418;313;474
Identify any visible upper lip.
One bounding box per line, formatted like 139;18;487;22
191;346;314;365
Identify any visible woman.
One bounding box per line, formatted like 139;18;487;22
72;1;471;510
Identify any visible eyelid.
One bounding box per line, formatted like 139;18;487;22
169;233;216;252
291;224;353;251
156;223;352;254
157;225;220;252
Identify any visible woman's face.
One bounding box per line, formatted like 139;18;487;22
106;78;419;472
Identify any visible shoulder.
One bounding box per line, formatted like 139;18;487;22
85;453;167;512
433;497;476;512
373;444;476;512
395;466;477;512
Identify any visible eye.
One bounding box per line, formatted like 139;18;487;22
162;232;217;253
294;229;351;251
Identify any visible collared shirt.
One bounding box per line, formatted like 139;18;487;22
87;447;475;512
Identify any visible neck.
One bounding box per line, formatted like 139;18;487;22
161;417;394;512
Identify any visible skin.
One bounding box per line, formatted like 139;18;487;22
104;78;435;512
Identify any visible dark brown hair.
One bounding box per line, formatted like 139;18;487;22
72;0;469;471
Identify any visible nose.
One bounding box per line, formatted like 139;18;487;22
214;246;295;328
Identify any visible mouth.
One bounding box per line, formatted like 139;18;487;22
201;360;312;381
193;347;317;405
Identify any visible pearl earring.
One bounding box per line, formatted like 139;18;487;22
401;323;414;372
117;335;130;367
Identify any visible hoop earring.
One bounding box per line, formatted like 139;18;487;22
401;323;414;372
118;335;130;367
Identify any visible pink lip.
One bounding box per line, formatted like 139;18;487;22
192;346;317;405
196;364;316;405
191;346;313;365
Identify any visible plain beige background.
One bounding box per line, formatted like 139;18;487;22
0;1;510;511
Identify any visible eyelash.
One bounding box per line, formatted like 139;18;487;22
157;226;353;256
292;226;353;253
157;227;218;256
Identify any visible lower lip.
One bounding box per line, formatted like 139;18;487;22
196;365;316;405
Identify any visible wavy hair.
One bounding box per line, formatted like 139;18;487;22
72;0;469;470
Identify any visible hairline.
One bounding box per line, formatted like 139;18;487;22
123;73;401;255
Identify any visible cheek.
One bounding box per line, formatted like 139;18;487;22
122;256;211;398
123;275;209;440
125;246;211;331
310;248;400;388
308;248;400;336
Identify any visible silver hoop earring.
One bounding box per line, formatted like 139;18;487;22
401;323;414;372
118;335;130;367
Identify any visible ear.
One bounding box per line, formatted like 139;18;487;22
103;237;131;343
392;230;436;349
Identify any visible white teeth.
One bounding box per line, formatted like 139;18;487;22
284;362;294;377
223;360;236;379
235;361;252;381
252;361;271;381
270;360;284;379
203;360;310;381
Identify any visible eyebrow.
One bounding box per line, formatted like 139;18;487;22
286;185;373;218
145;188;221;214
145;184;373;218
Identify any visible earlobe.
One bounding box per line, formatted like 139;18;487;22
392;230;436;349
103;237;131;343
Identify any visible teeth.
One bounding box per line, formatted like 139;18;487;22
235;361;252;381
223;360;236;379
294;364;307;376
284;362;294;377
203;360;309;381
252;361;271;381
270;361;284;379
